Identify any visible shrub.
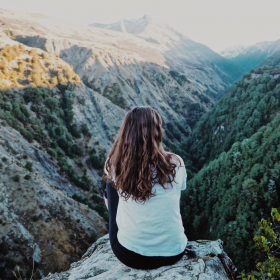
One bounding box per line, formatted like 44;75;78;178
47;149;57;159
169;70;179;79
69;123;81;138
243;73;251;79
24;87;44;104
31;55;38;65
24;174;31;180
20;105;30;118
31;72;42;87
12;45;20;56
4;102;13;111
30;49;37;56
73;74;81;83
32;215;39;222
2;157;7;162
89;231;97;243
77;96;85;105
93;203;109;222
242;208;280;280
24;161;33;172
81;124;90;135
90;153;103;169
51;76;58;86
13;175;20;182
41;52;48;59
0;59;7;71
57;72;67;85
63;67;74;80
92;194;101;203
18;44;25;52
44;97;59;111
57;136;69;150
18;62;25;73
19;128;33;143
71;144;84;156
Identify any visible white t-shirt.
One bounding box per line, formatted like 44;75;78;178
104;154;188;256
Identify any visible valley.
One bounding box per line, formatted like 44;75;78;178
0;6;280;279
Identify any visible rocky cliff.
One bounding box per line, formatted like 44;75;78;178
0;124;108;279
43;234;237;280
0;37;124;279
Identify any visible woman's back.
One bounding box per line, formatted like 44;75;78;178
115;154;187;256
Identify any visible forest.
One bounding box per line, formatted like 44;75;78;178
179;63;280;273
180;67;280;175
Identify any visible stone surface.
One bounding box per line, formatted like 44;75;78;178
43;234;237;280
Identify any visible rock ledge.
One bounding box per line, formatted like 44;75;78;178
43;234;237;280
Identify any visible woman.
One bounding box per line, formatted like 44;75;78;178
102;106;187;270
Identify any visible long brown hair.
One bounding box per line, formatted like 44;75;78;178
104;106;181;203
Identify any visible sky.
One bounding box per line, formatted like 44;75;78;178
0;0;280;52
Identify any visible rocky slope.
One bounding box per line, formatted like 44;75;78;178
43;234;237;280
0;8;244;135
0;124;108;280
0;37;127;279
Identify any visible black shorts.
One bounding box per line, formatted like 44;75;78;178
106;182;185;269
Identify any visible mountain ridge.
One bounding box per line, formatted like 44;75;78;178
220;39;280;72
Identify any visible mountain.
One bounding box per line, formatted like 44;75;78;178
90;14;155;35
90;15;244;90
220;44;248;59
220;40;280;73
0;9;245;135
257;50;280;69
90;14;191;47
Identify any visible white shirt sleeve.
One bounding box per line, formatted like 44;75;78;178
176;155;187;191
104;158;116;182
104;158;109;175
181;165;187;191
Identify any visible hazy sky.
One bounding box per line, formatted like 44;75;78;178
1;0;280;52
